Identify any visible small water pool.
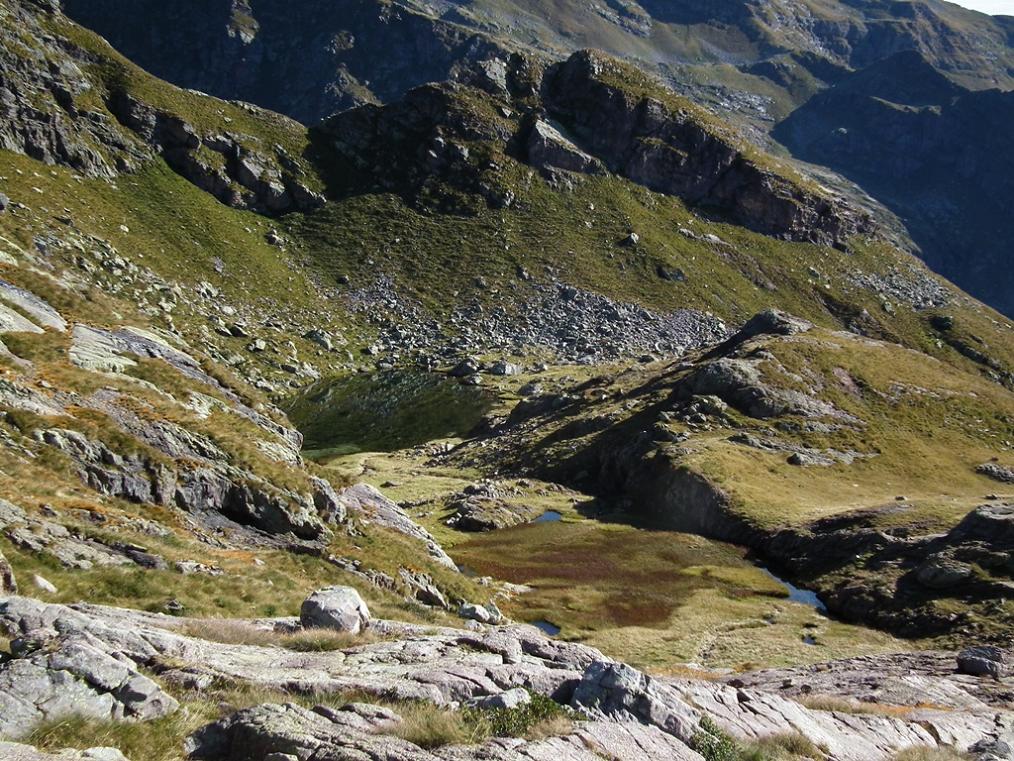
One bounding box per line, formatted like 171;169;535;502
532;619;561;636
285;371;494;458
532;510;562;523
759;567;827;613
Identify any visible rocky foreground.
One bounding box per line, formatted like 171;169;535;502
0;591;1012;760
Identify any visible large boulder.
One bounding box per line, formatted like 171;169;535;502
958;646;1013;680
300;587;371;634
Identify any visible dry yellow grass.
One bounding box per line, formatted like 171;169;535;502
178;620;384;651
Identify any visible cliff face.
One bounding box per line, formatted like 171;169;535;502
776;51;1014;316
539;51;868;247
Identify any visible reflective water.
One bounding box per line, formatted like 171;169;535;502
532;619;561;636
759;567;827;612
285;371;494;459
533;511;562;523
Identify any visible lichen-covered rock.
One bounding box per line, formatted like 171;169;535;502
0;632;177;740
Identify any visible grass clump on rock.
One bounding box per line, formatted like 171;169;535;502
692;717;828;761
390;691;573;749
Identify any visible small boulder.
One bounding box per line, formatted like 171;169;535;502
459;601;503;625
489;360;520;376
0;193;9;213
300;586;371;634
466;688;531;710
449;358;481;378
32;574;57;593
916;555;973;590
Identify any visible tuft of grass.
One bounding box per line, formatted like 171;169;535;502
892;748;972;761
744;732;828;760
797;694;934;718
279;628;382;652
691;718;827;761
386;692;573;749
177;620;384;652
388;702;490;749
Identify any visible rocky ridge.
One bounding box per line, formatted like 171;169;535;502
0;595;1010;760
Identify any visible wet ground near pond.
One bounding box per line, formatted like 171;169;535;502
292;370;908;672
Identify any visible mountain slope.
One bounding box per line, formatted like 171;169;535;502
0;2;1013;759
775;51;1014;316
60;0;1014;129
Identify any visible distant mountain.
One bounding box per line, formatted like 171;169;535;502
60;0;1014;126
775;51;1014;316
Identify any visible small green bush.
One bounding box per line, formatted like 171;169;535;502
691;717;742;761
470;692;568;738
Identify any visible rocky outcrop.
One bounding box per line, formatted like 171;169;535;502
0;630;178;740
36;427;326;540
680;357;843;419
336;483;456;569
0;0;321;215
318;49;866;248
444;481;541;532
107;92;323;214
0;498;165;571
2;596;1009;760
0;0;147;178
541;51;869;248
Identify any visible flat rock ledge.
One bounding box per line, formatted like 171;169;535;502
0;596;1011;760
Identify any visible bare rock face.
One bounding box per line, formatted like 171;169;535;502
36;426;326;541
525;118;604;175
300;587;371;634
